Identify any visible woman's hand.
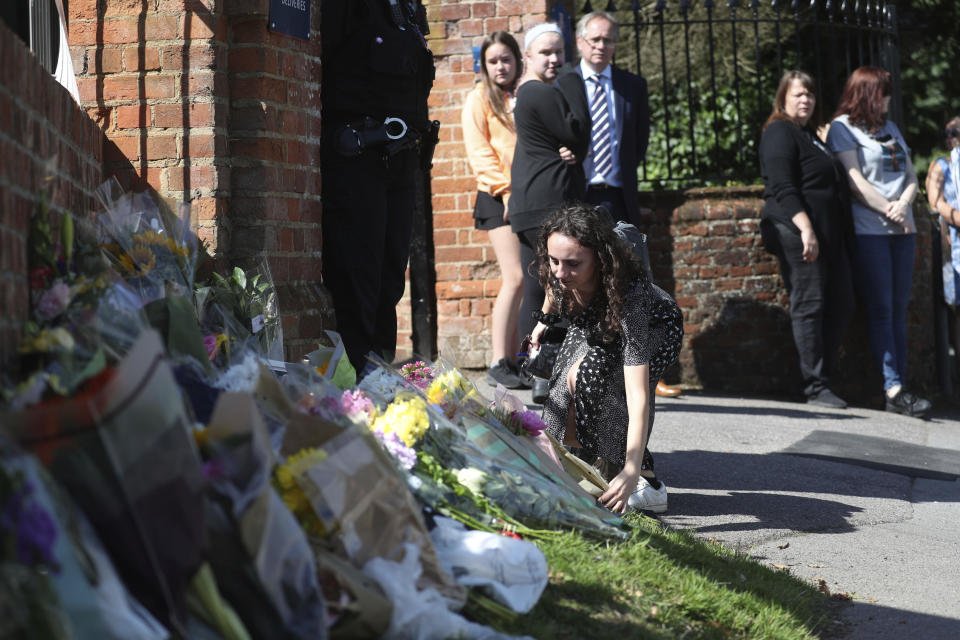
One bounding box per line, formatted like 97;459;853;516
503;200;510;223
558;146;577;165
886;199;908;225
791;212;818;262
799;226;819;262
599;467;641;514
529;321;547;351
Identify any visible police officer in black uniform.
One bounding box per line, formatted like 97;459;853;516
321;0;437;372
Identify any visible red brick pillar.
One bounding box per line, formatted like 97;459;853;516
223;4;326;359
423;0;548;367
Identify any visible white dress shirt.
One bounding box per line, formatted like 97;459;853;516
579;60;622;188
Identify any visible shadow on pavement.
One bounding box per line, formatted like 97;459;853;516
839;600;960;639
656;450;910;500
783;430;960;481
664;491;864;535
655;400;868;421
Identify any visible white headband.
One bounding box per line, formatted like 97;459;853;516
524;23;562;51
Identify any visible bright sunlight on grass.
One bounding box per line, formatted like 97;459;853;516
464;513;844;639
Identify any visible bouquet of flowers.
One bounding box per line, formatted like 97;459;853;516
198;393;327;640
0;448;67;640
7;193;149;408
95;177;199;304
6;331;209;635
400;365;627;539
196;259;283;365
273;392;466;607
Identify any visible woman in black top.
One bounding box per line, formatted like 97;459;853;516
510;24;590;352
758;70;855;408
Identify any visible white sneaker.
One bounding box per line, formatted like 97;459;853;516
628;478;668;513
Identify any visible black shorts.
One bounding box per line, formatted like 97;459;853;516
473;191;508;231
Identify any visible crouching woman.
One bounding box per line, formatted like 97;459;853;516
530;204;683;513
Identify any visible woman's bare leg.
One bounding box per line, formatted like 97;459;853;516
563;356;584;447
487;225;524;364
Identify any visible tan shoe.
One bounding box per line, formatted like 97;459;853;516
655;380;682;397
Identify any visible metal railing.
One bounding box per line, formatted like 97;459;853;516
551;0;901;186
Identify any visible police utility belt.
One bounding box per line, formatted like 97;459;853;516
334;116;421;159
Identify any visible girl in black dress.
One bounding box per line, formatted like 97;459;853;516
530;204;683;514
510;24;590;372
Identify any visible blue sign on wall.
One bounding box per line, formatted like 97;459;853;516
269;0;311;41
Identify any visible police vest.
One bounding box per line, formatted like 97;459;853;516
322;0;435;130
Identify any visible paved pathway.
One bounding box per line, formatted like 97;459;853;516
651;392;960;640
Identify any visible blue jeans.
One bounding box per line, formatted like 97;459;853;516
853;234;915;390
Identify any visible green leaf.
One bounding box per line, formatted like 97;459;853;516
233;267;246;289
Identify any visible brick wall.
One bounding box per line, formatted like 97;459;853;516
69;0;328;360
419;0;549;366
0;20;104;370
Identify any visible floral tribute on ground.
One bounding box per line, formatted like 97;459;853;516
1;180;629;639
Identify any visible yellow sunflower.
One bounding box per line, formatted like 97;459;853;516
118;245;157;276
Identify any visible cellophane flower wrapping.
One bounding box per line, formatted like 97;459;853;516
300;330;356;391
8;194;151;407
196;260;283;367
1;436;169;640
275;405;466;609
412;364;627;540
4;330;208;636
200;392;327;640
95;178;197;305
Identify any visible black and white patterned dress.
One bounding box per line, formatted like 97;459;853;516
542;277;683;475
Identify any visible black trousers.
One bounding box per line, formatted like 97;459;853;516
321;146;417;371
766;220;855;397
584;185;629;226
516;227;546;344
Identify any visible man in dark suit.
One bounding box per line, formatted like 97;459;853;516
566;10;650;228
567;12;682;398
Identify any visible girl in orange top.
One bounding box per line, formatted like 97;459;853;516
462;32;528;389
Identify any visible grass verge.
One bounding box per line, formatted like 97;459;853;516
464;513;845;639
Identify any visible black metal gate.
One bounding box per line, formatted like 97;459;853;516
551;0;901;187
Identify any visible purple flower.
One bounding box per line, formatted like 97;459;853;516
400;361;434;390
203;334;218;360
2;479;58;570
35;280;72;321
16;501;58;568
377;430;417;470
516;410;547;436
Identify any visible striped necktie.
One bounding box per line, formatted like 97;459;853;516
588;74;612;180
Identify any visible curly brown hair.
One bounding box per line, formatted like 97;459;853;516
535;203;644;342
